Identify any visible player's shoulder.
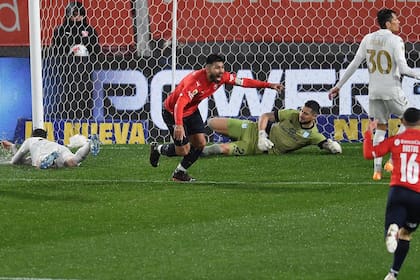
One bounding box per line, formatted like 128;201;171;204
183;69;204;85
281;108;299;114
279;108;299;119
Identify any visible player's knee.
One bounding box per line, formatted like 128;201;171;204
207;117;226;132
219;144;230;155
193;139;206;150
175;145;190;156
207;118;216;129
190;134;207;150
399;228;413;241
230;144;246;156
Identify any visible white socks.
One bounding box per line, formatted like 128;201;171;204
373;129;386;172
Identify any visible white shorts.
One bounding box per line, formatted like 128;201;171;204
369;95;409;124
35;143;74;168
55;145;74;167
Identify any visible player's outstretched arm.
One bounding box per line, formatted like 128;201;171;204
234;77;284;93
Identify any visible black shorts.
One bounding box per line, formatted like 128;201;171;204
384;186;420;235
163;109;206;146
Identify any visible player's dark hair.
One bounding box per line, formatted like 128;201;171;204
32;129;47;139
403;107;420;125
206;54;224;65
304;100;320;114
66;1;86;17
377;9;396;29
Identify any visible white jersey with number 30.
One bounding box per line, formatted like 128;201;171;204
337;29;420;100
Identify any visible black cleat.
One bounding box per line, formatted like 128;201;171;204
172;170;196;182
149;142;160;167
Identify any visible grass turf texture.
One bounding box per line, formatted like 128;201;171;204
0;143;418;279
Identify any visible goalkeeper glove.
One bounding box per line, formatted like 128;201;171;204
324;139;342;154
257;130;274;151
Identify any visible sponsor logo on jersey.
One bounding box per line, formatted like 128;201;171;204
188;89;199;99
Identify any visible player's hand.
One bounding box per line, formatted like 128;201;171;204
173;125;185;141
329;87;340;100
1;140;14;150
367;119;378;133
270;83;284;93
257;130;274;151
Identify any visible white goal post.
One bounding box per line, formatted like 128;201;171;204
27;0;420;145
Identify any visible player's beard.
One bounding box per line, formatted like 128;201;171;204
299;119;311;126
209;73;222;83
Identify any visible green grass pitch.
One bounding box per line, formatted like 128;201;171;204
0;143;418;279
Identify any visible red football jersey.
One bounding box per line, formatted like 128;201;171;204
364;129;420;192
164;69;270;125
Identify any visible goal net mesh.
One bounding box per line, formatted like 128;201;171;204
39;0;420;145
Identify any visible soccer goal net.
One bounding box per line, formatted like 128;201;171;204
37;0;420;145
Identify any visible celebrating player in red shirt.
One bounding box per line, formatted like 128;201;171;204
363;108;420;280
150;54;283;182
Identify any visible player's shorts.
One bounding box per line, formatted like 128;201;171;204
55;145;74;167
225;119;261;156
163;109;206;146
35;142;73;168
384;186;420;236
369;94;409;124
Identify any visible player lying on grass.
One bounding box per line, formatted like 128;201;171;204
363;108;420;280
0;129;100;169
201;100;342;156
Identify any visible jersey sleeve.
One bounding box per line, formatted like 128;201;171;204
173;92;191;126
223;72;270;88
11;140;30;165
394;37;420;80
173;77;201;126
336;36;367;88
363;130;392;159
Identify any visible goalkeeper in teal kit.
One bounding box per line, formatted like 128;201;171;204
202;100;342;156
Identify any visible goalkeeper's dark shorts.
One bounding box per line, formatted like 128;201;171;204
162;109;206;146
384;186;420;236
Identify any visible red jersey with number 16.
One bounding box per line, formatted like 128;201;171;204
363;129;420;192
164;69;270;126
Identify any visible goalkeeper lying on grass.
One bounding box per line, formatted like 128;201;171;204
202;100;342;156
1;129;100;169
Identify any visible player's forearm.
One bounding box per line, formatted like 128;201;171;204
335;58;363;88
11;151;25;165
240;78;270;88
397;59;420;80
258;112;273;131
335;42;365;89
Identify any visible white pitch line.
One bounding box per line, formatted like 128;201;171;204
0;278;79;280
1;177;386;186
